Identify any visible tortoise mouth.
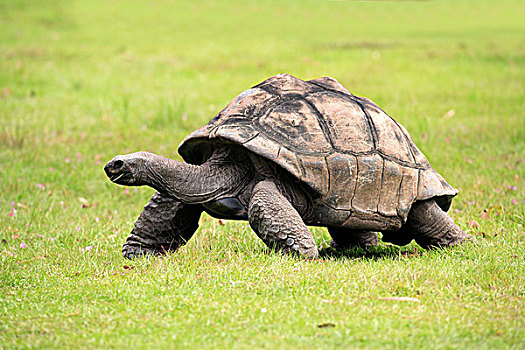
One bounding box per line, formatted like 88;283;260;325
107;170;134;184
104;160;134;184
110;172;126;183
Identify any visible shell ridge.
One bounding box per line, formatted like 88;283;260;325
352;99;379;150
299;96;336;149
255;95;281;118
350;155;359;210
395;167;404;221
240;131;260;144
416;168;422;204
308;80;333;91
308;81;353;100
308;81;387;117
388;116;417;163
376;150;429;169
253;95;334;156
276;145;283;158
296;153;307;179
324;155;331;197
306;85;379;151
376;157;386;214
254;82;281;97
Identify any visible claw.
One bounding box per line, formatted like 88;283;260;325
122;244;162;259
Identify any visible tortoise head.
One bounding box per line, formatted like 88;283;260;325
104;152;153;186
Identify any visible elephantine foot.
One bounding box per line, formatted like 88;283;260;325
328;228;379;250
122;243;169;259
420;230;476;250
381;230;414;246
407;200;474;249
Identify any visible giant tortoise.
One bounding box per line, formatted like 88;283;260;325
104;74;470;259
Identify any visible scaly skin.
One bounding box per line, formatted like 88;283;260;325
407;199;472;249
122;192;203;258
248;180;319;258
104;148;252;204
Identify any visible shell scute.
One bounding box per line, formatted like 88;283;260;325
243;134;281;161
219;88;272;119
397;123;430;166
352;154;383;213
397;167;419;218
418;169;457;207
306;92;374;154
212;124;259;144
325;153;357;210
365;106;415;163
258;98;332;154
274;147;302;180
378;160;403;217
298;154;330;195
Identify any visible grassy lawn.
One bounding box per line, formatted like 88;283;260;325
1;0;523;348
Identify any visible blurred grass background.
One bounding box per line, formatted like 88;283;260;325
1;0;524;348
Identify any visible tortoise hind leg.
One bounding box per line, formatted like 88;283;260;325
122;192;203;259
381;226;414;246
406;199;471;249
248;180;319;258
328;227;379;249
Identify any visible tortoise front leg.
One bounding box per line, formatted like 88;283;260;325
248;181;319;258
328;228;379;249
122;192;203;259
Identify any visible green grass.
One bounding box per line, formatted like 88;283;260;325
1;0;524;348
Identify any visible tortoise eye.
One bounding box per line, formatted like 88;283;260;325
113;159;124;169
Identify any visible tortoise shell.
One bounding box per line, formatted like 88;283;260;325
179;74;457;230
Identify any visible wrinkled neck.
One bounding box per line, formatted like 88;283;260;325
144;150;252;204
